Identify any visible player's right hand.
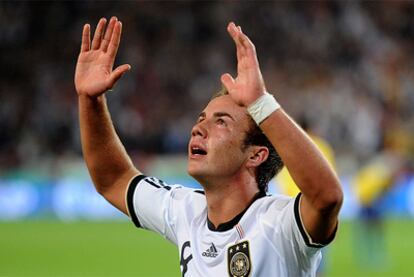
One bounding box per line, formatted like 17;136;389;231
75;16;130;98
221;22;267;108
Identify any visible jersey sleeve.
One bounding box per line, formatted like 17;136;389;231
290;193;336;249
261;193;337;270
125;174;188;245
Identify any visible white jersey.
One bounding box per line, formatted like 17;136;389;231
126;175;333;277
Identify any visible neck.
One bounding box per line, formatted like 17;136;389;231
202;174;260;229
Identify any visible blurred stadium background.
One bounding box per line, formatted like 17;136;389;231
1;1;414;276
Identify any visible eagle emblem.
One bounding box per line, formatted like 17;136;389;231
227;240;251;277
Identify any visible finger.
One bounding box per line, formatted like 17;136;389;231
238;31;259;67
227;22;240;43
101;16;117;52
80;24;90;53
237;25;248;57
109;64;131;87
108;21;122;58
239;31;256;54
227;22;244;60
220;73;236;93
91;18;107;50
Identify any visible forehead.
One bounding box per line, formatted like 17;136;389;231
202;95;249;123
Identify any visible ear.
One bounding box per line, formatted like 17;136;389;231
246;146;269;169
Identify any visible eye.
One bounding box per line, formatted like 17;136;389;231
216;118;226;126
196;117;204;124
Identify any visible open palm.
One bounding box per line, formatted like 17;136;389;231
221;22;267;107
75;17;130;97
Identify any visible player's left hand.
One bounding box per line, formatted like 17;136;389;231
221;22;267;107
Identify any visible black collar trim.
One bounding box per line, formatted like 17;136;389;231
207;190;266;232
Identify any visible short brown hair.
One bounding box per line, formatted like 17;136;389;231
212;87;284;192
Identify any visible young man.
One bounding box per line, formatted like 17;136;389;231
75;16;343;276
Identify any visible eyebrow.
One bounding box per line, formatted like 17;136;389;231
198;111;235;121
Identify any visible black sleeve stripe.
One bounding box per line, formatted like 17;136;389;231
145;179;161;188
145;179;171;190
293;193;324;248
126;174;146;228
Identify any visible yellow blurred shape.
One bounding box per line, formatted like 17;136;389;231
353;154;397;207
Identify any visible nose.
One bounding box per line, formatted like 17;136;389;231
191;121;208;138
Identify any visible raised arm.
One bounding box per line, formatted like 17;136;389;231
75;17;140;215
221;22;343;243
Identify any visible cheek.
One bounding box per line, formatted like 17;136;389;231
211;137;245;163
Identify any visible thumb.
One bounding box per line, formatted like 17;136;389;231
109;64;131;88
221;73;236;93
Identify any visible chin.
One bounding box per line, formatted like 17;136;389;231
187;165;208;184
187;166;200;179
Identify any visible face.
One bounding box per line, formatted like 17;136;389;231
188;95;252;186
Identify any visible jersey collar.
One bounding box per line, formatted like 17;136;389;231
207;190;267;232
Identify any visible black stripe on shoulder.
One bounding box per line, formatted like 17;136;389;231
294;193;324;248
127;175;146;228
194;190;205;195
145;178;171;191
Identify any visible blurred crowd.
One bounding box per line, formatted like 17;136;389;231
0;1;413;174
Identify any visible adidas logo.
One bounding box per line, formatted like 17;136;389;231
202;243;218;258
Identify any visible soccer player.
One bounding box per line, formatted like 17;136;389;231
75;16;343;276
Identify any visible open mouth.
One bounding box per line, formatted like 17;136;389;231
191;147;207;156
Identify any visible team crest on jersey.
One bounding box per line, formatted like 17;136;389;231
227;240;251;277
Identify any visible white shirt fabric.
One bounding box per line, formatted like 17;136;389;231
126;175;332;277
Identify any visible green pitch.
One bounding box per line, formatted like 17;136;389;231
0;219;413;276
0;221;180;277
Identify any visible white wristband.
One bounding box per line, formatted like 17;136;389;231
247;93;280;125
